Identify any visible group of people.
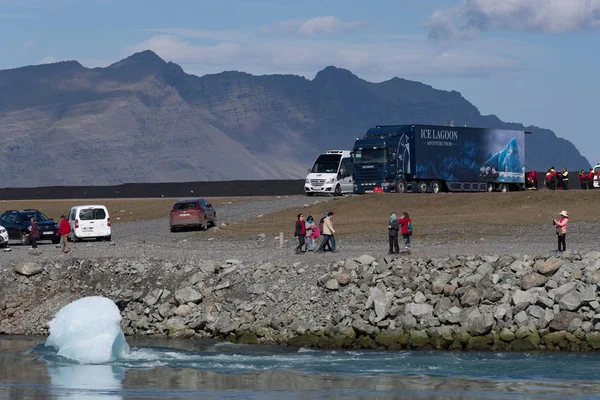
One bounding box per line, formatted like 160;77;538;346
542;167;570;190
294;210;413;255
24;215;73;255
578;168;599;190
294;211;337;254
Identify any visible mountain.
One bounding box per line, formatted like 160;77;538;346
0;50;590;187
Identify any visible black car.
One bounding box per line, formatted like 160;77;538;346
0;209;60;245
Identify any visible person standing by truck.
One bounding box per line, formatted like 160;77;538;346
387;212;399;255
561;167;569;190
398;212;412;253
553;210;568;254
579;170;587;190
588;168;595;190
294;214;306;254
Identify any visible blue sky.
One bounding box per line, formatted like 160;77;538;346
1;0;599;166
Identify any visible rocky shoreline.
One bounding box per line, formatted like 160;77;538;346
2;251;600;351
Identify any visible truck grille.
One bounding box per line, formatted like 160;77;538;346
310;179;325;186
355;169;381;183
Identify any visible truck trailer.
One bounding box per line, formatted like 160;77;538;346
352;124;526;193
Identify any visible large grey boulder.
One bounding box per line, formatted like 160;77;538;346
549;310;580;331
143;289;163;306
369;287;392;321
431;273;452;294
406;302;433;318
325;279;339;290
14;263;43;277
521;273;548;290
537;258;563;275
199;261;216;274
247;283;267;295
174;287;202;304
512;290;535;307
467;308;494;336
558;291;582;311
461;287;483;307
357;255;376;266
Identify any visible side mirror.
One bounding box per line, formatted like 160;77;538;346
207;204;212;208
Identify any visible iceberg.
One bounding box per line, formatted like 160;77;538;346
483;137;523;173
45;296;130;364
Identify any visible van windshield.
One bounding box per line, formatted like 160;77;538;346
311;155;341;173
353;149;387;164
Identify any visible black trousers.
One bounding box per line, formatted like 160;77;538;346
563;179;569;190
388;235;399;253
295;235;305;252
581;181;587;189
319;234;333;251
589;180;595;190
29;236;37;249
557;233;566;252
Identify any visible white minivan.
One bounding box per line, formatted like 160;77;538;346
68;205;111;242
304;150;354;196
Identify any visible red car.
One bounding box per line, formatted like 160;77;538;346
169;198;217;232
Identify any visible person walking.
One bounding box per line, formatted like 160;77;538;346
579;170;587;190
561;167;569;190
305;215;317;251
56;215;72;255
398;212;412;253
387;212;399;255
26;217;40;251
318;212;332;252
318;212;336;252
294;214;306;254
553;210;568;254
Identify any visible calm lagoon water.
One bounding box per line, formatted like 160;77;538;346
1;336;600;399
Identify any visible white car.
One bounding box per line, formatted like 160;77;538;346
0;225;9;248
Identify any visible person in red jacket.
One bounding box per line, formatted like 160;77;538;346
579;170;587;190
398;212;412;253
56;215;72;255
588;168;595;190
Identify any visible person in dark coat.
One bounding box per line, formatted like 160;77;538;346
387;212;399;255
26;217;40;250
294;214;305;254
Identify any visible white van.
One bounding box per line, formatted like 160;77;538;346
68;205;111;241
594;164;600;189
304;150;354;196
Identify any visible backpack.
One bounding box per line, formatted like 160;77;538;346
408;221;413;235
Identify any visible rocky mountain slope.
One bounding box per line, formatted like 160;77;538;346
0;51;590;187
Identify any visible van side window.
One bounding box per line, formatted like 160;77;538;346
342;158;353;177
94;209;106;220
80;209;94;221
69;209;76;220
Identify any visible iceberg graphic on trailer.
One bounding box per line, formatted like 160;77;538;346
482;137;524;182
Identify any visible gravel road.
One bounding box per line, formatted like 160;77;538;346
2;195;599;265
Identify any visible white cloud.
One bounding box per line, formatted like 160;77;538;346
40;56;59;64
147;28;247;42
258;16;367;37
425;0;600;41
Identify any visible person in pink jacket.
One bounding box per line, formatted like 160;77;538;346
553;210;568;254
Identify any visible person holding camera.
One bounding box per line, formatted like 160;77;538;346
553;210;568;254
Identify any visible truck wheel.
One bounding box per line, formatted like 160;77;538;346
487;183;494;192
431;181;441;194
418;181;428;193
306;192;314;197
395;180;407;193
334;185;342;196
500;184;508;193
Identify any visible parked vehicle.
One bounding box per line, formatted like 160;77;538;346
352;124;527;193
169;198;216;232
304;150;354;196
594;164;600;189
0;225;8;248
0;209;60;244
68;205;111;242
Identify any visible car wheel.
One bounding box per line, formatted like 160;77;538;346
431;181;441;194
52;238;60;244
306;192;314;197
418;181;428;193
334;185;342;196
170;227;176;233
20;232;28;245
201;218;208;230
106;235;111;242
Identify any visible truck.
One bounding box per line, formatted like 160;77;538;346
304;150;354;196
352;124;526;193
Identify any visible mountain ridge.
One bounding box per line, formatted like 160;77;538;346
0;50;590;187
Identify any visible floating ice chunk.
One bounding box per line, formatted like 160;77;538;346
46;296;130;363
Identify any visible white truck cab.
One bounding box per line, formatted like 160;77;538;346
304;150;354;196
594;164;600;188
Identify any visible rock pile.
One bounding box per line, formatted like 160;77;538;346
2;251;600;351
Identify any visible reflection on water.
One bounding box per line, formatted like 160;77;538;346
1;336;600;399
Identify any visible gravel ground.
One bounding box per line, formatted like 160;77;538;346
2;195;599;265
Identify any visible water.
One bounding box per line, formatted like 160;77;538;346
1;336;600;399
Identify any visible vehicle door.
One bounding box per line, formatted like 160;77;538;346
78;208;96;236
68;208;77;234
338;158;354;193
93;208;109;236
1;214;17;239
200;199;215;221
